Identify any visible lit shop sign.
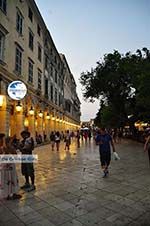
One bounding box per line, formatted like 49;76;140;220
7;81;27;100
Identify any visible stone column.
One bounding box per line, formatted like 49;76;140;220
59;121;62;132
15;108;24;139
37;116;43;136
56;119;60;131
28;114;36;139
54;119;56;132
49;117;53;132
45;116;50;140
0;95;7;134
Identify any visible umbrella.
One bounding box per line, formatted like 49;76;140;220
81;127;89;130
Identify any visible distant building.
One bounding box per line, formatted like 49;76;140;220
0;0;80;139
81;119;94;128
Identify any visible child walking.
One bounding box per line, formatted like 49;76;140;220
0;134;21;200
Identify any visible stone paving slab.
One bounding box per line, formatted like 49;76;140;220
0;139;150;226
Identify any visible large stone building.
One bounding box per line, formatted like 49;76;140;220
60;54;80;124
0;0;80;139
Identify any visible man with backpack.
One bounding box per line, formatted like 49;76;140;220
19;130;35;192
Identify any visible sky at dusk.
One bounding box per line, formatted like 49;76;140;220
35;0;150;121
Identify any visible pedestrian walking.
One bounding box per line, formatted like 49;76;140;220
0;133;5;152
76;130;80;148
84;131;88;142
64;130;71;150
55;131;61;151
81;131;84;141
43;133;47;142
88;130;92;142
38;134;42;144
144;132;150;165
50;131;55;151
0;134;21;200
60;131;64;140
96;128;116;178
19;131;35;191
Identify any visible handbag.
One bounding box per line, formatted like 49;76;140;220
113;152;120;160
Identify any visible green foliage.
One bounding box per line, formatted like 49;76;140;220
80;48;150;127
95;105;118;128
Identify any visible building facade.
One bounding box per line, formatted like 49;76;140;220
0;0;80;140
60;54;81;127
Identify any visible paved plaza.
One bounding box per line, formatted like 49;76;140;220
0;139;150;226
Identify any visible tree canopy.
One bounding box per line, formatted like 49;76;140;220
80;48;150;128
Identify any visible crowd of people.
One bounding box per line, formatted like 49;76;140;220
48;129;93;151
0;126;150;201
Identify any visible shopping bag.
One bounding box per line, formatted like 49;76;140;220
113;152;120;160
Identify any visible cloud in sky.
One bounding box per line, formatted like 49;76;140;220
35;0;150;121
